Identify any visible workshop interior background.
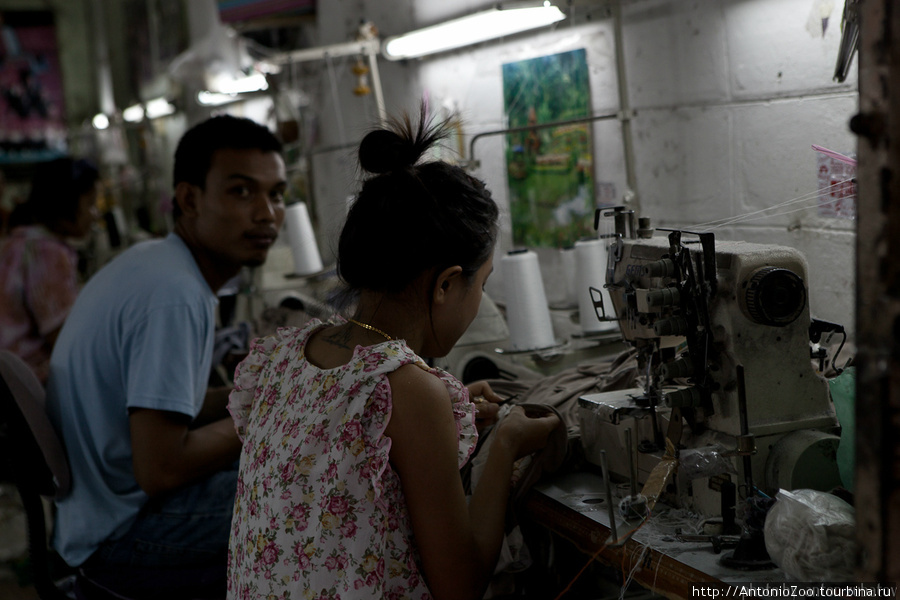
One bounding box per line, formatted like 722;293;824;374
0;0;865;597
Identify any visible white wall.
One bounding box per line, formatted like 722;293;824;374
622;0;857;335
306;0;420;260
311;0;858;336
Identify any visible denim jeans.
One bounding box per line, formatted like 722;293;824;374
80;464;238;599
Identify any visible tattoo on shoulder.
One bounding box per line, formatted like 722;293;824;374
323;327;353;350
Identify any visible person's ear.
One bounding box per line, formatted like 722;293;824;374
174;182;200;218
433;265;464;305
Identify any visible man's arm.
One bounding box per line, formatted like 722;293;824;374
130;407;241;498
191;385;233;428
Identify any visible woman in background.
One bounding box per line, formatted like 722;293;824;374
0;157;99;382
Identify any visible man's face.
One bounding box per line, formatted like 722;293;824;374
188;147;287;270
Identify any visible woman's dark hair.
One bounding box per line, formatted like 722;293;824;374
338;107;499;295
8;157;99;230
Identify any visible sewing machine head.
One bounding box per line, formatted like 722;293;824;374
579;216;843;519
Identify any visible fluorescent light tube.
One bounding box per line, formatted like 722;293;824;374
122;98;174;122
145;97;175;119
122;104;145;123
197;73;269;106
197;91;239;106
207;72;269;95
382;4;566;61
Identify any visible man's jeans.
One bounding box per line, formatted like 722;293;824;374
79;465;238;599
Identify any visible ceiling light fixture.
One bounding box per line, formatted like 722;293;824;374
207;72;269;95
122;97;175;123
382;2;566;61
197;90;245;106
92;113;110;130
197;72;270;106
122;104;144;123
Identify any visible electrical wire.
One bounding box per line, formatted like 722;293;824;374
651;547;667;593
323;53;348;146
709;194;856;229
552;538;611;600
688;178;856;231
619;545;649;600
553;510;652;600
691;179;854;230
691;180;847;229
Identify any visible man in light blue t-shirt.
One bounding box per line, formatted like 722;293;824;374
46;115;287;599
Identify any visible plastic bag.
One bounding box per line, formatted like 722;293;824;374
764;489;855;582
679;444;738;480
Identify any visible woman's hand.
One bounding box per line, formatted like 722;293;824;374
466;380;502;432
493;405;561;460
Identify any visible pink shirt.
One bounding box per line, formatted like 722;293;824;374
0;225;79;382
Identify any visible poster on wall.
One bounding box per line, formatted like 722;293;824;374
0;11;67;164
502;48;595;248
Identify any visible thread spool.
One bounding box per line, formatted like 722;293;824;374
574;239;619;334
501;250;556;351
284;202;323;276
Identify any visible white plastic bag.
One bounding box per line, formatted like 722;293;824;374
679;444;738;480
764;489;855;581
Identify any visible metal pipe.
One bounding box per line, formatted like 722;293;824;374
269;39;386;127
90;0;116;116
467;111;621;166
736;365;755;495
366;50;387;126
270;39;381;65
600;450;619;542
626;428;637;497
612;2;639;213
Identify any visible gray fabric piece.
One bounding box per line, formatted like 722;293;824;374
487;347;640;440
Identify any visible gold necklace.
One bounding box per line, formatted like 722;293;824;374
347;318;393;341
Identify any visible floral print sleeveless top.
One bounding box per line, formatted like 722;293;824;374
227;318;478;599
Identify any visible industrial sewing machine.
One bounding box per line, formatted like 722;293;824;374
578;212;844;531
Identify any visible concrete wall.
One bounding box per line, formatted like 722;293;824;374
102;0;856;338
302;0;419;257
622;0;857;335
20;1;856;338
395;0;858;337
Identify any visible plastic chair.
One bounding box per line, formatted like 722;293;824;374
0;350;72;600
0;351;224;600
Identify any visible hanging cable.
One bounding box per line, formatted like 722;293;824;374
324;53;348;146
698;192;857;230
688;178;856;231
691;178;852;230
619;545;650;600
717;194;856;227
552;511;652;599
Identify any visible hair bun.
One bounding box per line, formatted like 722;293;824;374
358;129;419;174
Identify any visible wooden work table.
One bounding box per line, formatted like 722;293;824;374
522;471;788;600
